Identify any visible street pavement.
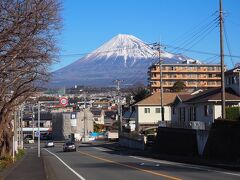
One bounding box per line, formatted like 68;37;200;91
1;142;240;180
0;147;46;180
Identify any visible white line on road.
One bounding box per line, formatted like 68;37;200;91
44;148;86;180
129;156;240;177
93;147;110;152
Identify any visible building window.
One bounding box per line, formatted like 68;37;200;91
144;108;150;113
155;108;161;113
172;107;175;115
204;105;212;116
232;76;235;84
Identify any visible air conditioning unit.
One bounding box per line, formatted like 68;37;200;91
189;121;205;130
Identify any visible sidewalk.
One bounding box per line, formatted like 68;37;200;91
0;148;46;180
102;142;240;171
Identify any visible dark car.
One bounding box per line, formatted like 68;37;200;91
63;141;76;152
146;134;156;146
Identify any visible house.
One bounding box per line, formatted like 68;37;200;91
225;66;240;96
122;111;136;132
52;109;93;141
135;92;177;131
90;108;104;125
104;110;117;130
171;87;240;129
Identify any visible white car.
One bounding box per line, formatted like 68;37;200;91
45;140;54;148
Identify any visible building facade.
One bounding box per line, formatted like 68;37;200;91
148;63;222;93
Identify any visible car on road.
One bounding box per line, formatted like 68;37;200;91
63;141;76;152
45;140;54;148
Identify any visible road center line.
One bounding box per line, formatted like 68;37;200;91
129;156;240;177
44;148;86;180
78;150;183;180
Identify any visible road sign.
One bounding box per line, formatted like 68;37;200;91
60;97;68;107
35;131;40;137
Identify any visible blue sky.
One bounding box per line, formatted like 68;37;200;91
51;0;240;71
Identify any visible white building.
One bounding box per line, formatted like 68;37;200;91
135;92;177;131
171;88;240;129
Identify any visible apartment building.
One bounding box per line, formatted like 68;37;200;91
148;63;222;93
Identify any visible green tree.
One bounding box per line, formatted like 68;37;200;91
171;81;186;92
94;122;104;132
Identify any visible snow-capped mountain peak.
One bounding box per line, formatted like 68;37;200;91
83;34;154;63
51;34;201;87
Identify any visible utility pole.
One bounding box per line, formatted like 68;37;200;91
83;92;87;142
32;105;35;142
153;43;164;121
220;0;226;119
114;80;123;136
38;101;40;157
20;104;24;149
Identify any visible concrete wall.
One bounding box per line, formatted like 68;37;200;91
119;136;145;150
52;109;93;141
52;113;64;140
153;127;198;156
196;130;209;155
203;120;240;160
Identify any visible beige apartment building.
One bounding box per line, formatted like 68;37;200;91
148;63;222;93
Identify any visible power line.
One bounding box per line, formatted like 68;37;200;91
162;43;240;58
224;23;234;67
173;19;218;51
169;11;218;46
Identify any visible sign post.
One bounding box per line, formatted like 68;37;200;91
59;97;68;107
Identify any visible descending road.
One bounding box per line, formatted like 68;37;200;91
42;143;240;180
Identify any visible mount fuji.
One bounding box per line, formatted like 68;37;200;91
51;34;200;87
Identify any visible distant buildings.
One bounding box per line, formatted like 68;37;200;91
52;110;93;141
148;63;222;93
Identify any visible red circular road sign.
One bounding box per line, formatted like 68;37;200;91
59;97;68;107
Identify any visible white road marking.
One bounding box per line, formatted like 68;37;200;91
129;156;240;177
44;148;86;180
93;147;110;152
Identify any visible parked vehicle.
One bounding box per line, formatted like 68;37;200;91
146;134;156;146
63;141;76;152
45;140;54;148
107;130;118;141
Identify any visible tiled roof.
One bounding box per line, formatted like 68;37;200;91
185;87;240;103
135;92;178;106
177;94;193;102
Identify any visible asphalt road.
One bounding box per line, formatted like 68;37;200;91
41;143;240;180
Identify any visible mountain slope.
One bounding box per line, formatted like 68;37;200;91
51;34;199;87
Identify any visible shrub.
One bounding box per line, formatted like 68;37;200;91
226;107;240;121
16;149;25;160
0;155;13;171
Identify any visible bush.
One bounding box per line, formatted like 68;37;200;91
0;149;25;171
16;149;25;160
226;107;240;121
0;155;13;171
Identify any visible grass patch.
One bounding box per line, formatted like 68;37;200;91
0;149;25;171
0;155;13;171
16;149;25;161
